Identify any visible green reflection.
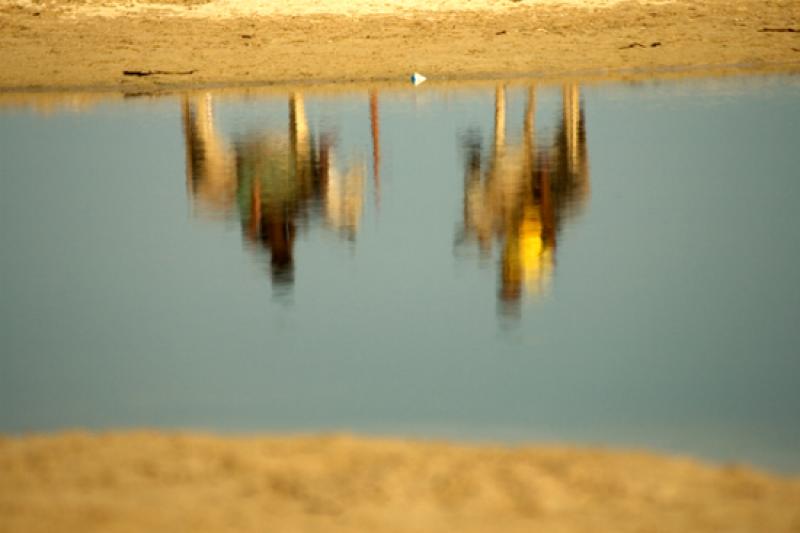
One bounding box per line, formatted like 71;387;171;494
182;92;366;287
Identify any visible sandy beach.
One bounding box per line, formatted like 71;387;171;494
0;0;798;91
1;431;800;533
2;1;800;531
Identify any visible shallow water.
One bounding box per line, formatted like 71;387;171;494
1;75;799;472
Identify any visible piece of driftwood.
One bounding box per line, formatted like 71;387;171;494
620;41;662;49
122;69;196;77
758;28;798;33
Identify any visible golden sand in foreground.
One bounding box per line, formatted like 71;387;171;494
0;0;798;91
1;432;799;533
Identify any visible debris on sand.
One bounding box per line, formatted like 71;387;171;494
122;69;196;77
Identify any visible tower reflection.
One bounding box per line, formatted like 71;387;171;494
461;84;589;316
182;92;365;288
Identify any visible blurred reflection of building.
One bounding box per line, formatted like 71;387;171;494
182;92;365;288
461;84;589;316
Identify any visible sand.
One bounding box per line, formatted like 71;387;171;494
1;431;800;533
0;0;798;91
2;1;800;531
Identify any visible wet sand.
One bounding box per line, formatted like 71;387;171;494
0;0;798;91
1;431;800;533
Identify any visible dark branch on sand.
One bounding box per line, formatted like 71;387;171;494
122;69;197;77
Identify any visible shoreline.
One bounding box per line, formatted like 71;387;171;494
2;430;800;532
0;59;798;96
1;64;795;120
0;62;796;115
1;0;798;92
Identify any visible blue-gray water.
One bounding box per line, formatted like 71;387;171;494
1;75;799;473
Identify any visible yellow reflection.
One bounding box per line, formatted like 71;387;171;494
462;83;590;314
182;91;366;287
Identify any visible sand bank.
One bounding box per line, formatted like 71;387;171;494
1;431;799;533
0;0;798;91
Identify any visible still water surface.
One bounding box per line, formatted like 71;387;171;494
1;76;799;472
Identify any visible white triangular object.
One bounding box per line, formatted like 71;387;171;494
411;72;427;86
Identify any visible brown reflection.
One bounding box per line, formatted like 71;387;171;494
182;93;237;215
370;89;382;209
461;83;589;316
182;92;365;288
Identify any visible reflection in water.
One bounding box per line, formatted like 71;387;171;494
370;89;382;208
182;92;365;288
5;77;800;473
181;85;588;302
461;84;589;316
